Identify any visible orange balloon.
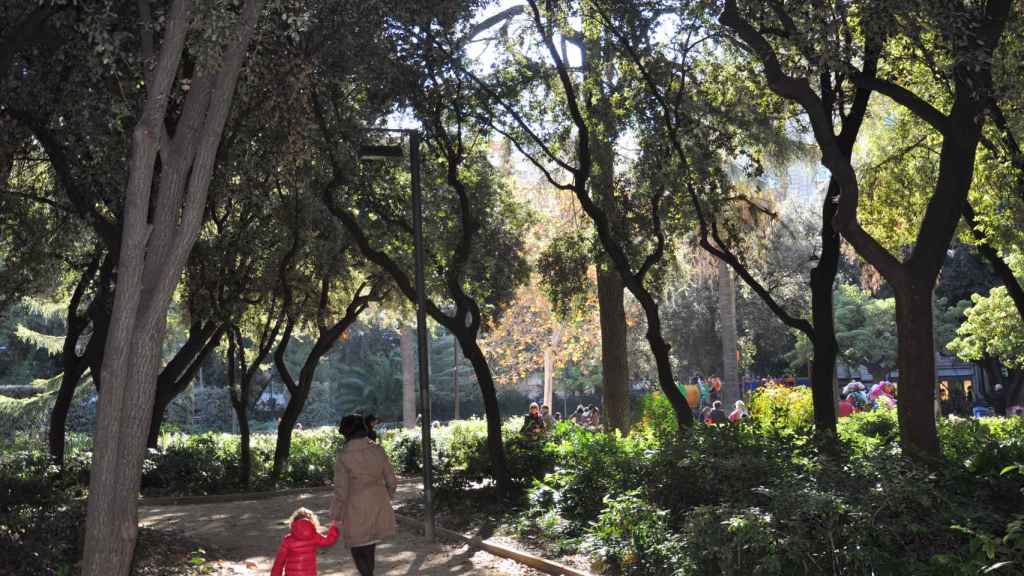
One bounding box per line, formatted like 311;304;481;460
683;385;699;407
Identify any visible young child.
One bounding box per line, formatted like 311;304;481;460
270;507;339;576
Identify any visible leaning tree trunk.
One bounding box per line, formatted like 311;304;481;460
273;286;378;481
718;260;739;408
638;290;694;430
49;356;91;465
598;265;630;433
50;258;110;465
271;383;310;480
894;284;941;459
147;324;224;448
460;336;511;496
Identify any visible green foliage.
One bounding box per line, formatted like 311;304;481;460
748;384;814;435
334;350;403;421
0;374;95;443
949;286;1024;369
584;491;688;576
538;229;596;319
637;392;679;437
508;390;1024;576
833;285;897;379
139;429;344;495
380;418;556;499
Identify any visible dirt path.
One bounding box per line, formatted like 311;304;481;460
139;481;540;576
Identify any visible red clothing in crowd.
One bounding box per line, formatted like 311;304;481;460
838;399;855;417
270;518;340;576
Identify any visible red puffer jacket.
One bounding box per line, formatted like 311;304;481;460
270;518;340;576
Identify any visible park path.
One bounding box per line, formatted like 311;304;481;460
138;480;540;576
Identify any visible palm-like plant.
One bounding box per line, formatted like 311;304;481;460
333;350;403;421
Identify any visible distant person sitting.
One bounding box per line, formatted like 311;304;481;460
588;405;602;429
709;401;728;425
541;404;555;431
728;400;749;422
570;405;586;425
700;406;713;425
838;395;855;418
521;402;545;438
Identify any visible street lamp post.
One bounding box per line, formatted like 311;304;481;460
358;129;434;541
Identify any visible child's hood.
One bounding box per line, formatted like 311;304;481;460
290;518;318;540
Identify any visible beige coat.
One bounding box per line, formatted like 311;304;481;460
330;438;398;548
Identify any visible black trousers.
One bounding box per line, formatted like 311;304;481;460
351;544;376;576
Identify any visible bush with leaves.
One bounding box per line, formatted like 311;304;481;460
748;384;815;436
584;491;689;576
506;390;1024;575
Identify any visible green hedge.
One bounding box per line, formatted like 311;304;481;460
516;395;1024;575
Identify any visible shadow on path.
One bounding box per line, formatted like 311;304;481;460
139;482;536;576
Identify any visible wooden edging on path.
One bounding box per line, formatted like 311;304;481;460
395;513;595;576
138;485;334;506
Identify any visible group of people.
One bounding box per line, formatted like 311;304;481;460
838;380;897;417
521;401;603;438
271;411;396;576
698;399;749;425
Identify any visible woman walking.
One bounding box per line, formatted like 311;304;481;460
331;414;398;576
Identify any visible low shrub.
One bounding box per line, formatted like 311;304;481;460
381;417;557;501
584;491;688;576
511;398;1024;576
748;384;814;435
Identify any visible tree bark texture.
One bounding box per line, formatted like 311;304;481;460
809;180;841;432
597;265;630;433
460;336;510;494
718;260;739;408
81;2;261;573
894;286;941;458
452;333;460;420
401;326;416;428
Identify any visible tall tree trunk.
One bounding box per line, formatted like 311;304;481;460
894;285;941;458
271;383;309;480
459;336;510;496
401;326;416;429
452;333;460;420
543;347;553;410
586;19;632;434
808;188;841;433
235;400;252;485
1006;370;1024;411
81;2;261;573
598;266;630;433
718;260;739;408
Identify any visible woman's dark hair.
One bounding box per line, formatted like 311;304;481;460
338;414;370;441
